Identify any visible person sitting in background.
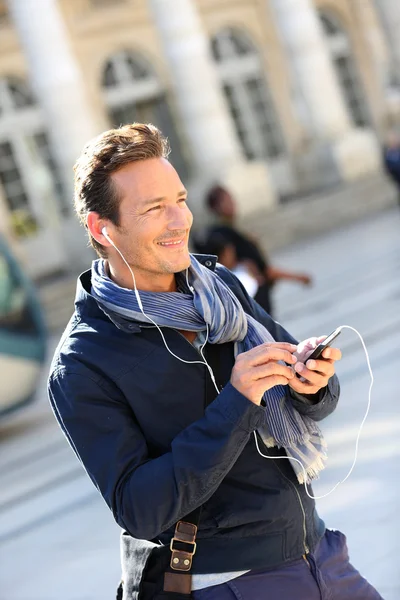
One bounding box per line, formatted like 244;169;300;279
194;230;259;298
203;185;312;316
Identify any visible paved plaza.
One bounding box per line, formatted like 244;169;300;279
0;208;399;599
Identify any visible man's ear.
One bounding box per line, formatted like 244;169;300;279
87;212;111;247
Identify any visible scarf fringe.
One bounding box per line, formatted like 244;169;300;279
296;455;328;485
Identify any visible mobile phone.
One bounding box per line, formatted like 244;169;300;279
306;327;342;362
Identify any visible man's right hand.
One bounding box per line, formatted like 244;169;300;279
230;343;297;406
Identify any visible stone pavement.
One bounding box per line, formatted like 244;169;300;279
0;207;399;599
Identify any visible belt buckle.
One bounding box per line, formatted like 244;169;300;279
169;520;197;571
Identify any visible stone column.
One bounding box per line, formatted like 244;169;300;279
269;0;381;183
148;0;242;174
7;0;101;268
374;0;400;125
148;0;277;218
375;0;400;82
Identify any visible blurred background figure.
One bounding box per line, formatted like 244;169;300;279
194;230;260;298
382;130;400;205
195;185;312;316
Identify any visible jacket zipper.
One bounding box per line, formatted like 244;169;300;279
271;458;309;557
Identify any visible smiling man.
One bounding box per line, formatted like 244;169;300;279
86;158;193;293
48;124;382;600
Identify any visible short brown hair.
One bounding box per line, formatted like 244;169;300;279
206;185;227;212
74;122;170;257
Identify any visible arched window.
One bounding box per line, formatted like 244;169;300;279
0;77;65;237
211;28;285;160
319;12;370;127
102;50;189;179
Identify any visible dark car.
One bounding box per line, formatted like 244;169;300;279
0;235;46;417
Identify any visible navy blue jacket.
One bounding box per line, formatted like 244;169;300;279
48;255;339;578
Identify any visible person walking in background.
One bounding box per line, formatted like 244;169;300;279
383;130;400;206
202;185;312;316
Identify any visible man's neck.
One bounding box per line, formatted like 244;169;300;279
107;262;177;293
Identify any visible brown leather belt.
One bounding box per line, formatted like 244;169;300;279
163;518;199;595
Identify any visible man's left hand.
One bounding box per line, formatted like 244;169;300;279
288;336;342;395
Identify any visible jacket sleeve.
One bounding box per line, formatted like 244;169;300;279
289;377;340;422
48;368;265;541
216;264;340;421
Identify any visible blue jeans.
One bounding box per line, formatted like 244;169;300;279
192;529;383;600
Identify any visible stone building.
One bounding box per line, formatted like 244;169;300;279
0;0;398;278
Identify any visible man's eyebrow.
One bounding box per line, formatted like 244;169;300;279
140;189;188;206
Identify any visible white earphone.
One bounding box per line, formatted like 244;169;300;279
100;227;373;499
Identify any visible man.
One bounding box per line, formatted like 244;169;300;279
202;185;312;316
48;123;382;600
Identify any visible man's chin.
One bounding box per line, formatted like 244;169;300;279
158;251;191;274
173;253;191;273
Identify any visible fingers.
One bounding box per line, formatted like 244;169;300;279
232;341;340;404
321;347;342;362
260;375;295;391
232;362;294;392
291;352;336;392
231;344;298;404
294;362;329;388
238;343;297;367
297;355;335;377
295;337;318;362
252;362;296;382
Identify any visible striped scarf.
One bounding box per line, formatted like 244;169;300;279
91;255;327;484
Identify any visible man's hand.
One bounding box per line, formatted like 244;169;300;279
289;336;342;396
231;342;297;406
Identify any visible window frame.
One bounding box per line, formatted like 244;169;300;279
211;27;286;161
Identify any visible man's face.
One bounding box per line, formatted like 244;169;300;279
106;158;193;291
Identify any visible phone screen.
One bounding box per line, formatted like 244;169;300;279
307;328;341;361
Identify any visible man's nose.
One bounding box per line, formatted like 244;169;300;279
166;205;190;229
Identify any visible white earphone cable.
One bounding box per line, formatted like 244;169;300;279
253;325;373;499
102;228;372;499
102;229;219;394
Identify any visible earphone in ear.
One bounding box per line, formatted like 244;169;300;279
102;226;110;241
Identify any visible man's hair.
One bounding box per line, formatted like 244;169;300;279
206;184;228;213
74;122;170;257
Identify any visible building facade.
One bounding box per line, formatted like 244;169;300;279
0;0;396;278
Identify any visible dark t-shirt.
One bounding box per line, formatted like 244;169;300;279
205;225;273;315
210;225;268;272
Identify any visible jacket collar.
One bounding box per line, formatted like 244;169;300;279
74;254;218;334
